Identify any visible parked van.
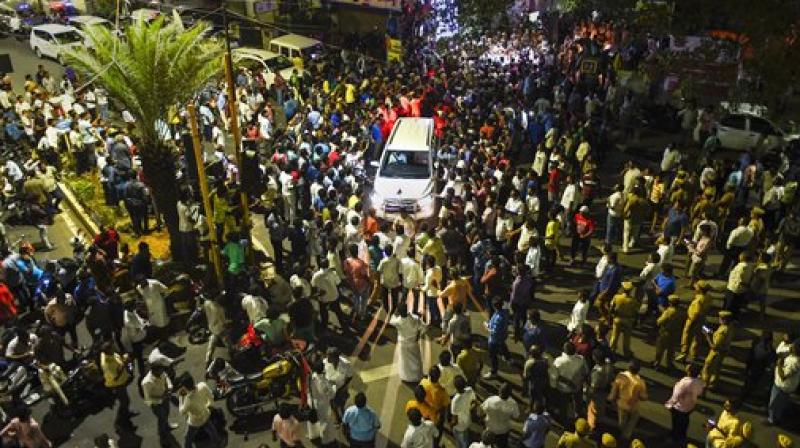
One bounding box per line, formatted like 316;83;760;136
268;33;323;66
369;118;437;220
231;47;303;89
30;23;83;62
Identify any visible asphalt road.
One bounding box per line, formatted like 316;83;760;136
3;34;799;448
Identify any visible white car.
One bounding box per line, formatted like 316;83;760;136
231;47;304;90
29;24;83;63
714;104;795;152
68;15;112;31
369;118;437;220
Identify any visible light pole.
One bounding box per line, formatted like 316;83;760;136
221;1;253;262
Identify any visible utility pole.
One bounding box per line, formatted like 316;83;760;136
221;3;253;263
187;104;225;288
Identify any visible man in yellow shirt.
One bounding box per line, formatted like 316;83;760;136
677;280;713;362
653;295;685;370
543;209;561;271
702;311;734;389
608;361;648;441
420;366;449;446
610;282;638;357
100;342;135;431
405;385;438;424
556;417;597;447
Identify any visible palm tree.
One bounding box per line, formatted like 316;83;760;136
65;17;224;260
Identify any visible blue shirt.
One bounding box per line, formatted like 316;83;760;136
522;412;552;448
654;273;676;306
664;208;688;239
487;309;509;346
598;263;622;296
342;405;380;442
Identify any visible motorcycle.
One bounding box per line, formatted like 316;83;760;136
213;342;312;418
0;362;40;408
49;351;111;418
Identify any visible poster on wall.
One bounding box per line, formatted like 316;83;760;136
330;0;401;11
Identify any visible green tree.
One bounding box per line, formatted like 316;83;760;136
65;18;224;259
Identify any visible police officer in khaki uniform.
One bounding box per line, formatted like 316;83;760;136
677;280;713;363
701;310;734;389
609;281;638;357
653;295;685;370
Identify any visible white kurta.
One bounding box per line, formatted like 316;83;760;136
307;372;337;444
390;314;424;382
566;300;588;332
137;280;170;328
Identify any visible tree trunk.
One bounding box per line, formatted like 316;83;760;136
138;138;182;263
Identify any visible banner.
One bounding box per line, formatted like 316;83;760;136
386;38;403;62
330;0;401;11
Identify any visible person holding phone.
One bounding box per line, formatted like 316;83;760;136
701;311;734;390
665;363;705;446
677;280;714;363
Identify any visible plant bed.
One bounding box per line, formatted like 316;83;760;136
63;173;171;260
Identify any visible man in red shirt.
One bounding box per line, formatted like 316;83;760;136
0;282;18;324
571;205;595;265
343;245;370;326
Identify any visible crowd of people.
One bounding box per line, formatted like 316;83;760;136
0;3;799;448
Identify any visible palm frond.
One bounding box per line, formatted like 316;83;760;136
64;17;224;145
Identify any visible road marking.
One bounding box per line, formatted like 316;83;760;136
359;364;395;383
375;344;401;448
351;307;382;358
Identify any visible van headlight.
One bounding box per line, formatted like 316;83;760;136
418;195;435;216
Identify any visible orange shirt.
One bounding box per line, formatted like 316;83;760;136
405;399;439;424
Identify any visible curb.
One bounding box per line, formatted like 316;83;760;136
58;181;101;237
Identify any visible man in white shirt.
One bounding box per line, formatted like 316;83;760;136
719;217;754;275
606;183;624;245
400;250;424;312
177;375;221;448
240;293;268;324
136;278;170;330
480;383;519;447
769;342;800;425
451;376;476;448
377;245;403;313
551;342;588;422
203;296;228;365
324;347;353;421
311;259;348;334
142;365;178;438
401;408;439;448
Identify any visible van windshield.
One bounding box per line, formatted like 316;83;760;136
265;55;293;72
54;30;83;44
380;150;430;179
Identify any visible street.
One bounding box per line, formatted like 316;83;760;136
3;14;800;448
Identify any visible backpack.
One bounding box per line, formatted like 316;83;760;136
782;181;797;206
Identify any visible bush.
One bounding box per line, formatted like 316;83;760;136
68;178;97;204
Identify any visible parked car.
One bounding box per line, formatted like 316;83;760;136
231;47;304;90
29;23;83;62
713;103;798;153
0;2;44;36
67;15;111;31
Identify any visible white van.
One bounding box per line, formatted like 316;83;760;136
231;47;304;89
268;33;324;65
30;24;83;62
369;118;437;220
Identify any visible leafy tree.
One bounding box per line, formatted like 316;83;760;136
65;18;224;259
